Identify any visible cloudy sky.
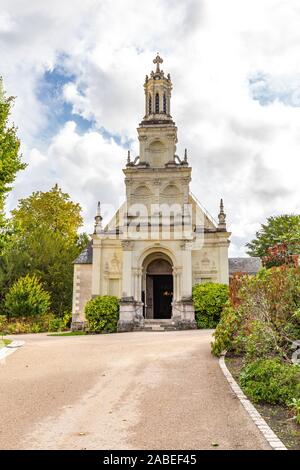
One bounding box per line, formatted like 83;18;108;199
1;0;299;256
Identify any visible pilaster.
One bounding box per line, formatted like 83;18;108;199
91;237;102;296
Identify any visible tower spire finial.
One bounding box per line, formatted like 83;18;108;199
218;198;227;230
153;53;163;73
184;148;188;163
94;201;103;234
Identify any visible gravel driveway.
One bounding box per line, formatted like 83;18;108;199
0;330;270;450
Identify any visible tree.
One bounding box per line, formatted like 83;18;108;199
0;186;89;316
0;78;26;252
262;243;299;269
246;215;300;258
11;184;82;241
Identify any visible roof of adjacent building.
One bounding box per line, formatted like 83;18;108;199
73;240;93;264
229;257;262;275
74;244;262;277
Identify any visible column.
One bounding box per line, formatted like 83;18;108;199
218;238;229;284
173;267;179;301
181;241;192;298
121;240;133;298
91;238;102;296
133;268;141;301
137;268;142;302
177;269;182;301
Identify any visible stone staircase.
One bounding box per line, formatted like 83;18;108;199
143;319;177;332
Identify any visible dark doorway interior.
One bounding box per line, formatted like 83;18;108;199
153;274;173;319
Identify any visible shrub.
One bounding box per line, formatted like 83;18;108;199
284;308;300;342
211;303;242;356
0;313;71;334
45;312;71;332
212;267;300;358
62;311;72;329
85;295;119;333
193;283;229;329
240;359;300;405
5;274;51;318
0;311;72;334
30;323;43;333
48;316;64;332
0;315;6;334
289;398;300;425
3;319;32;334
244;320;282;361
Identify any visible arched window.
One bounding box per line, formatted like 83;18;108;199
148;94;152;114
163;93;167;113
155;93;159;113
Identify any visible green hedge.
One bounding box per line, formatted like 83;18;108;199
85;295;119;333
192;282;229;329
0;312;71;334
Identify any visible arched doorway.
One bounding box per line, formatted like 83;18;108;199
142;254;173;319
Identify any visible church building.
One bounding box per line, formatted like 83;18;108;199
72;55;231;332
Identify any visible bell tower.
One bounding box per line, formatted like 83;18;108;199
124;54;191;225
137;54;178;167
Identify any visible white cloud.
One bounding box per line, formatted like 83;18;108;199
1;0;300;255
8;121;125;233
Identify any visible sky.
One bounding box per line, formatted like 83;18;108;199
0;0;300;256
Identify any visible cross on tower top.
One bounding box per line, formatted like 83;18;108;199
153;53;163;73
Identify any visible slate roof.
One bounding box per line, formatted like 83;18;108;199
229;257;262;275
74;243;262;277
73;240;93;264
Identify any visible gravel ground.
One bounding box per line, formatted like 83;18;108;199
0;330;271;450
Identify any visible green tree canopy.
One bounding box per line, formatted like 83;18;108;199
246;214;300;258
0;78;26;251
11;184;83;240
0;186;88;316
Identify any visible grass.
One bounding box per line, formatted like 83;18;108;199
47;331;86;337
0;338;12;349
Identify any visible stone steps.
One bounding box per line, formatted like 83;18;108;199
142;319;178;332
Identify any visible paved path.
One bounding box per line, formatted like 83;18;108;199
0;330;270;450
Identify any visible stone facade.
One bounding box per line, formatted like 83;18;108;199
71;55;231;331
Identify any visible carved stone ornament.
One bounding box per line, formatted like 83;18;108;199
121;240;133;250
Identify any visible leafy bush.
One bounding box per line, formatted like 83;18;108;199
211;304;242;356
0;315;6;334
62;311;72;329
48;316;64;332
283;308;300;343
0;313;68;334
193;283;229;329
244;320;282;361
211;267;300;358
240;359;300;405
47;312;72;332
5;274;51;318
289;398;300;425
85;295;119;333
